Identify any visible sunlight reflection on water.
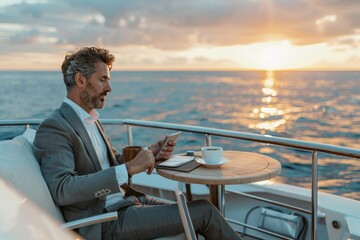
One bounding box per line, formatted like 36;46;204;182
247;71;288;133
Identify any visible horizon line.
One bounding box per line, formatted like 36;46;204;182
0;68;359;72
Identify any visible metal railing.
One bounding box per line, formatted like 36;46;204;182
1;119;359;240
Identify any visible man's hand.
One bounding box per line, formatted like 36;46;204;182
125;149;155;175
149;135;177;161
125;135;177;176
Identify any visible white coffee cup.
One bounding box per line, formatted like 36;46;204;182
201;146;223;164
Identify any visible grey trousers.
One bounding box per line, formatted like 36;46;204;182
102;196;241;240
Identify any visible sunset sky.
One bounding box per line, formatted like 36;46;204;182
0;0;359;70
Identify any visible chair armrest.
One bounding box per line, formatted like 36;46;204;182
61;212;118;230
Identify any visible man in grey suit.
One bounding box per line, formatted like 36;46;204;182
34;47;242;240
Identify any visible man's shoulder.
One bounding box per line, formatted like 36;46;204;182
40;108;64;127
40;102;77;126
37;107;77;135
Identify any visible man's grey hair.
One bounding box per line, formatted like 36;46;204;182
61;47;115;89
64;60;95;88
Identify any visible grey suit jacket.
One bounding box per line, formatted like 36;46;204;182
34;103;127;239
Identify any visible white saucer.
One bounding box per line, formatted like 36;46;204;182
195;157;228;168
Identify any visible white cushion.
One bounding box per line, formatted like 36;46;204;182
21;127;36;144
0;135;63;222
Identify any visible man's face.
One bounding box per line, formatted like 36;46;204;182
80;62;112;112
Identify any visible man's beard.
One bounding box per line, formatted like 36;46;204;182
80;82;106;110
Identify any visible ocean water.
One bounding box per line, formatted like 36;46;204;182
0;70;359;200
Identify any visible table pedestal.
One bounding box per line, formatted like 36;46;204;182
210;185;226;214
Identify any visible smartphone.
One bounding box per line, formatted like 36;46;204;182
156;131;181;158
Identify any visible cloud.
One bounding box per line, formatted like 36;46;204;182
0;0;359;70
9;28;40;44
1;0;359;51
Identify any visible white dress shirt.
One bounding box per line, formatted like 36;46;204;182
64;98;127;206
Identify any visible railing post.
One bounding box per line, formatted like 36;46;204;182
311;151;318;240
126;125;133;146
126;125;134;185
205;134;212;146
219;185;225;215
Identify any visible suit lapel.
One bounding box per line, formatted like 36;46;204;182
95;120;118;167
59;102;102;171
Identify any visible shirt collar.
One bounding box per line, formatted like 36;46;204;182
64;97;99;124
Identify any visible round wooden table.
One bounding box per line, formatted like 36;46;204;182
156;151;281;214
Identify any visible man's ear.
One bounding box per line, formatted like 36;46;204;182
75;72;85;87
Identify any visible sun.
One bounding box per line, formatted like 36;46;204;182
251;41;293;70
